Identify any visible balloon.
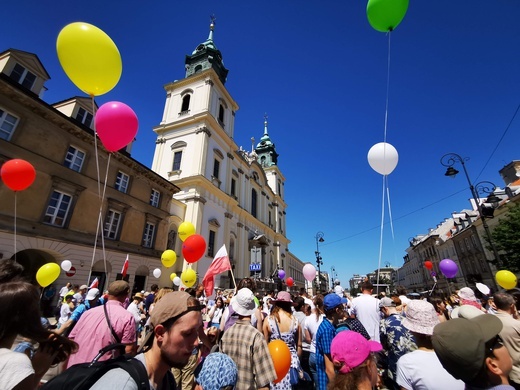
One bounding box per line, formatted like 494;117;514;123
367;142;399;175
56;22;122;96
278;270;286;280
302;264;316;282
173;276;181;286
170;272;177;282
161;250;177;268
182;234;206;263
367;0;409;33
439;259;458;278
36;263;60;288
178;222;196;242
424;261;433;270
181;268;197;288
496;270;517;290
153;268;161;278
268;340;291;384
94;102;138;152
61;260;72;272
1;159;36;191
286;277;294;287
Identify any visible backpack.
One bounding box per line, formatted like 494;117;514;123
40;343;150;390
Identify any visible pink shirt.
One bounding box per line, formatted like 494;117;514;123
67;300;136;367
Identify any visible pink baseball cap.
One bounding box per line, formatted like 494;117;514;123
331;331;382;374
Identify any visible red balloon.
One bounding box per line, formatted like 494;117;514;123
182;234;206;263
1;159;36;191
286;277;294;287
424;260;433;270
268;340;291;383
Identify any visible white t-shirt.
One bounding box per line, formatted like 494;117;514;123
59;302;72;325
0;348;34;390
351;294;381;342
396;349;464;390
303;312;324;353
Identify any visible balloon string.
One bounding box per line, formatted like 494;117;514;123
386;176;395;242
383;31;391;143
14;192;17;261
377;174;386;294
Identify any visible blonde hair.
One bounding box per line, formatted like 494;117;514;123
154;287;173;304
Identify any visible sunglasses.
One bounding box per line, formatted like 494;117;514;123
486;335;504;357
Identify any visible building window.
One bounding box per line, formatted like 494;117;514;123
143;222;156;248
213;159;220;180
115;171;130;193
231;178;236;197
173;151;182;171
208;230;216;257
251;189;257;218
10;63;36;90
104;209;122;239
150;189;160;208
43;191;72;227
0;108;19;140
465;238;471;250
218;104;225;124
64;146;85;172
76;107;93;128
181;94;191;113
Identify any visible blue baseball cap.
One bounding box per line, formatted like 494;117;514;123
324;293;348;311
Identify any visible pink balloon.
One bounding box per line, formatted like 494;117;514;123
95;101;138;152
302;264;316;282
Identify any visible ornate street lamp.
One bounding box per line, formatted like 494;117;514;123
440;153;502;269
315;231;324;292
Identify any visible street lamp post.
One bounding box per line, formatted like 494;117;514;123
330;266;337;290
315;231;325;293
440;153;502;270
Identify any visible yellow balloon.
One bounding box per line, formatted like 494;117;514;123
181;268;197;288
170;272;177;282
36;263;61;288
496;270;517;290
56;22;122;96
161;250;177;268
178;221;196;242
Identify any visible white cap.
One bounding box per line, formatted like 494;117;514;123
86;288;100;301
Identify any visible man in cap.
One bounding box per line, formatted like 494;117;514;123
379;297;416;390
54;287;102;336
433;313;514;389
315;293;347;390
67;281;136;367
73;284;88;305
91;291;203;389
219;287;277;390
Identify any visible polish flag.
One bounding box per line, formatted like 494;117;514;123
202;245;231;297
121;254;129;278
89;277;99;289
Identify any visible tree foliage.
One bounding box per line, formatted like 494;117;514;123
490;202;520;272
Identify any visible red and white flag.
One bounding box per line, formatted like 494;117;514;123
121;254;129;278
89;277;99;289
203;244;231;297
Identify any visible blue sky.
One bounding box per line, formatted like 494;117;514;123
2;1;520;285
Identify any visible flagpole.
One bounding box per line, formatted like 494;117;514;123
229;266;237;293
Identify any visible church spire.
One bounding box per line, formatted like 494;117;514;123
185;16;229;84
255;113;279;167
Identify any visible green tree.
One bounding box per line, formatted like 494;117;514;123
490;202;520;272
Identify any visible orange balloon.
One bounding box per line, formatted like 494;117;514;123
268;339;291;383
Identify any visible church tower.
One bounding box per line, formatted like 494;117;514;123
151;19;300;292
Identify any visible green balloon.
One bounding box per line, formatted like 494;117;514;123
367;0;409;33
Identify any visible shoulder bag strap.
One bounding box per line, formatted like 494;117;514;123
104;302;122;344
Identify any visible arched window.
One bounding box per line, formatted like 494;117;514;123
181;94;191;112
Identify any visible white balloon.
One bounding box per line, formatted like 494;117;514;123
367;142;399;175
173;276;181;286
61;260;72;272
153;268;162;278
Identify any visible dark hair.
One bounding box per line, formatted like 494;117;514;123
215;297;224;306
151;284;159;292
270;302;293;323
0;282;77;362
428;297;444;314
396;286;407;296
293;296;305;311
360;281;373;291
0;259;25;283
238;278;256;291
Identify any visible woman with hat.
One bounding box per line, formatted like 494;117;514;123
263;291;302;389
396;300;464;389
127;292;146;337
328;330;382;390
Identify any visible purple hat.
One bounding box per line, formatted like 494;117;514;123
331;331;382;374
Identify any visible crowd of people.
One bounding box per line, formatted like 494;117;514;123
1;257;520;390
